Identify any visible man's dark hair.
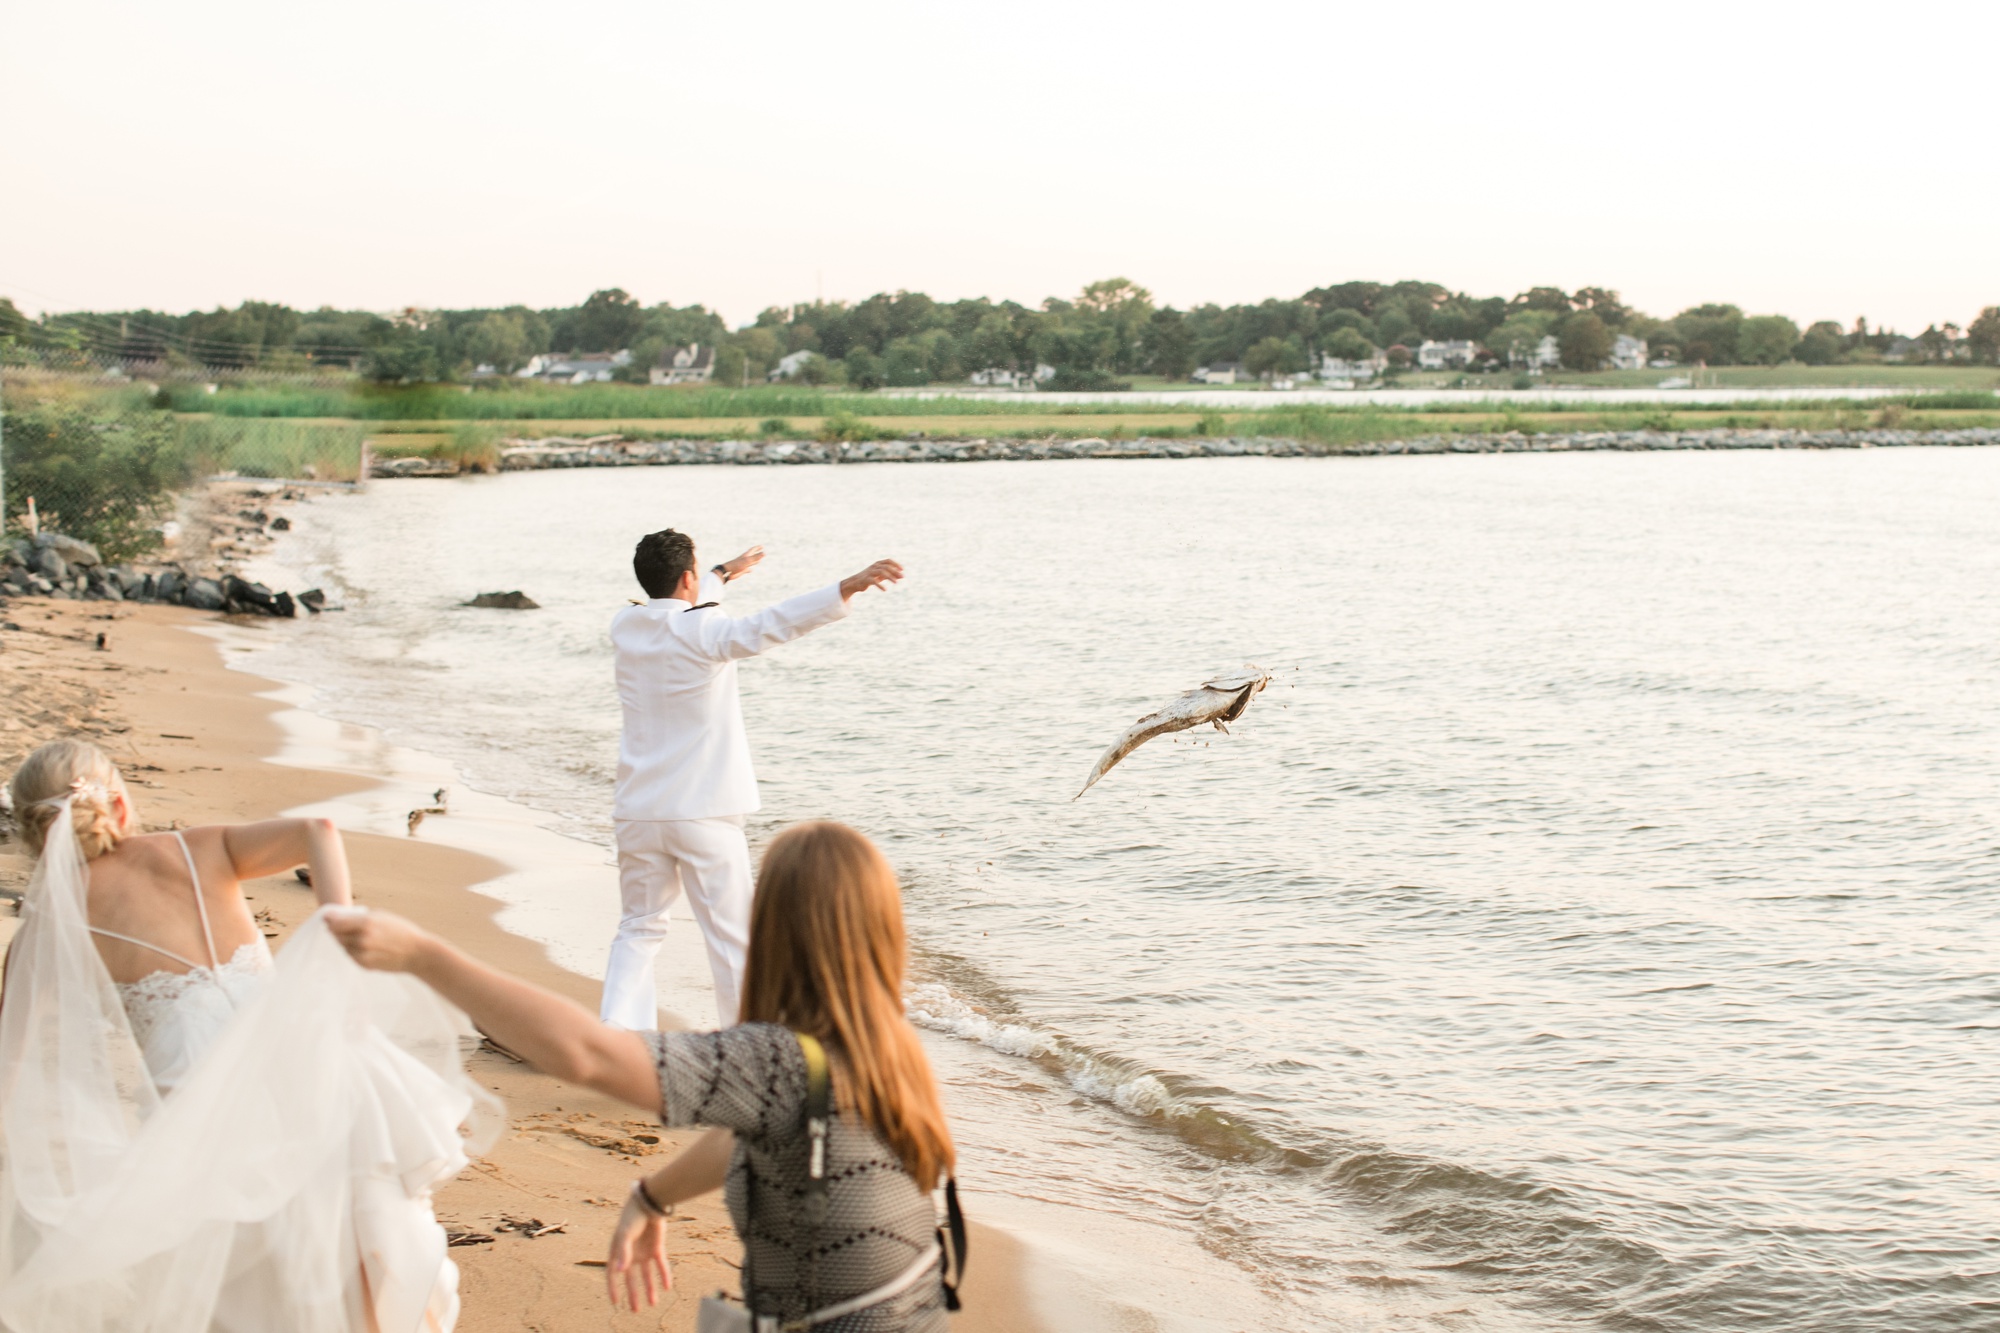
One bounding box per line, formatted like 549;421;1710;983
633;528;696;598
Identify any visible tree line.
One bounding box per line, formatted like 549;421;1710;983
4;282;1997;388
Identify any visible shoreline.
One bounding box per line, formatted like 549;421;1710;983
365;424;2000;477
0;601;1049;1332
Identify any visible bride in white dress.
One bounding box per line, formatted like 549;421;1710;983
0;739;493;1333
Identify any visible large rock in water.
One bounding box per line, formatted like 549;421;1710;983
224;575;279;613
465;590;539;609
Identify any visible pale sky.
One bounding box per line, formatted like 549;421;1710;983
3;0;1994;332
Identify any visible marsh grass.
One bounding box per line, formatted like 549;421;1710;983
171;375;1998;430
177;416;368;481
365;422;503;471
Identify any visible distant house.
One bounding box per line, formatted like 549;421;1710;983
1610;334;1649;371
969;366;1020;387
518;350;630;384
1417;340;1480;370
1192;362;1244;385
767;349;819;382
1530;335;1562;369
1316;354;1380;382
651;344;715;385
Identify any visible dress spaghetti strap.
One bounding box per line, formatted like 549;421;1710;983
172;831;223;970
86;928;207;973
86;832;225;977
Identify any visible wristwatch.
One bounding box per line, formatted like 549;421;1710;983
711;563;731;583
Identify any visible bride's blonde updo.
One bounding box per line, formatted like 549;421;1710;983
8;738;134;860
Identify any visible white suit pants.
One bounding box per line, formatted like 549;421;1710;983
601;816;751;1030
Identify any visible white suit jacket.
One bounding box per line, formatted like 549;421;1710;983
611;571;849;821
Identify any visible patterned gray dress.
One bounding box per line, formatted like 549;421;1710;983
646;1024;948;1332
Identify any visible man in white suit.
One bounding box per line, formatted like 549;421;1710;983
601;527;902;1029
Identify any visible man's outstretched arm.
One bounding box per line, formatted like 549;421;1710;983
696;558;903;662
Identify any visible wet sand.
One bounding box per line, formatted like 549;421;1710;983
0;600;1045;1332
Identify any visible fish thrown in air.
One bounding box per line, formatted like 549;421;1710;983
1075;666;1273;798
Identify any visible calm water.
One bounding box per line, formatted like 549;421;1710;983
248;450;2000;1331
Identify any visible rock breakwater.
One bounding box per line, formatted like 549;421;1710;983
365;427;2000;477
1;480;326;615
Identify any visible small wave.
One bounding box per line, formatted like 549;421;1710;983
905;974;1319;1173
906;982;1053;1059
906;978;1212;1127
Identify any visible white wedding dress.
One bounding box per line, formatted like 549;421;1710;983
0;812;494;1333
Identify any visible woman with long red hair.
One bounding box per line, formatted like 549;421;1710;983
331;820;962;1331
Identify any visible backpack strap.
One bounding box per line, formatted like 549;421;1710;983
938;1177;968;1311
796;1032;832;1227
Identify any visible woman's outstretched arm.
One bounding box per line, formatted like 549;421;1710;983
220;817;354;907
329;909;661;1111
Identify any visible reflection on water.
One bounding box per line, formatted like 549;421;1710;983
246;448;2000;1331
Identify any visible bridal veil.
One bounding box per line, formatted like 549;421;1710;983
0;802;497;1332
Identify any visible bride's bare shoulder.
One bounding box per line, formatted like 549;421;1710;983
109;826;235;881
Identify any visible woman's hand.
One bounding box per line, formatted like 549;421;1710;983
325;908;434;973
606;1188;673;1311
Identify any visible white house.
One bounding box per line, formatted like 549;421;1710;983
1193;362;1244;385
650;344;715;385
969;366;1020;387
1417;340;1480;370
767;349;819;382
1529;335;1562;369
519;350;631;384
1610;334;1649;371
1316;354;1380;382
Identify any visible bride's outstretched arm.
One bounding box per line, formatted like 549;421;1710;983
328;910;661;1112
220;818;354;907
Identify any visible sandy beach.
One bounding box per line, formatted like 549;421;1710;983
0;599;1045;1333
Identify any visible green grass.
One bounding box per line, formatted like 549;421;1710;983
175;415;368;481
159;373;2000;427
364;422;502;471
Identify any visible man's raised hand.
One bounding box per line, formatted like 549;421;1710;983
839;559;904;602
718;545;765;582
